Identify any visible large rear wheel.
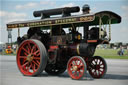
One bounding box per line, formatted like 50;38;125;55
88;56;107;78
17;39;48;76
67;56;86;80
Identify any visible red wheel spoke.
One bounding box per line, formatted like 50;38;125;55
27;63;32;73
78;70;83;76
32;63;36;72
73;71;77;76
72;61;76;66
22;62;29;68
36;52;40;56
22;59;26;64
76;60;79;65
34;50;40;55
31;46;36;54
33;57;40;60
32;60;39;67
36;60;40;65
24;52;28;56
19;56;27;59
78;61;82;66
34;64;36;71
75;60;78;65
28;43;31;52
27;46;30;54
79;65;83;69
22;47;29;54
31;63;34;72
68;56;86;79
16;40;47;76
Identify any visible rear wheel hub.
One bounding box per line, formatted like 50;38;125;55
26;54;33;62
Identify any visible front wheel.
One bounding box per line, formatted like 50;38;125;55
67;56;87;80
88;56;107;78
17;39;48;76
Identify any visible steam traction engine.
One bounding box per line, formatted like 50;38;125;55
7;5;121;79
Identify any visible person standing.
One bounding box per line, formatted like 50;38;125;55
82;4;90;14
119;46;124;56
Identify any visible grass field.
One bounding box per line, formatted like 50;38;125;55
1;49;128;59
94;49;128;59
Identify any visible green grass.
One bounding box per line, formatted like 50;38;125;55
1;48;128;59
94;49;128;59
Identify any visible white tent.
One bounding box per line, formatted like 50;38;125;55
0;41;5;44
0;41;6;50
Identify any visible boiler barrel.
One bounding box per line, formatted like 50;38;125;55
68;43;96;57
33;6;80;17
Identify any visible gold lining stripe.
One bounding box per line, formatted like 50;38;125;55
87;40;97;43
77;44;80;55
7;15;95;29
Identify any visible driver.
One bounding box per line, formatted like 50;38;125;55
51;25;66;36
82;4;90;14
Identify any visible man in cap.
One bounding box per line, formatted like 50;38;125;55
82;4;90;14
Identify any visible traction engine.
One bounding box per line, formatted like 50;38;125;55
7;5;121;80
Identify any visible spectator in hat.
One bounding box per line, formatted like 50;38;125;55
82;4;90;14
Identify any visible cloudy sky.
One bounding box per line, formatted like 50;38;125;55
0;0;128;43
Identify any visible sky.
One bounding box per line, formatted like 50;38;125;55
0;0;128;43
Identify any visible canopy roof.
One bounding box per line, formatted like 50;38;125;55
7;11;121;29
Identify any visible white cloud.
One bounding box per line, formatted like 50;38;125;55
15;1;55;10
111;25;128;43
0;11;7;17
92;7;97;11
0;11;26;18
122;5;128;10
121;5;128;20
0;11;27;43
16;2;38;10
61;3;75;7
40;0;55;6
0;11;27;22
120;27;128;33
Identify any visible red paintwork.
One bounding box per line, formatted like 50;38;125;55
87;40;97;43
67;56;85;79
89;57;106;78
48;45;59;52
17;40;41;76
67;43;78;55
50;45;58;49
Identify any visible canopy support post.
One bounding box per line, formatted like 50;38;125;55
50;26;52;36
109;19;111;41
18;28;20;37
99;17;102;39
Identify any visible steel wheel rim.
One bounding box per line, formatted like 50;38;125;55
68;57;85;79
17;40;41;76
89;57;106;78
